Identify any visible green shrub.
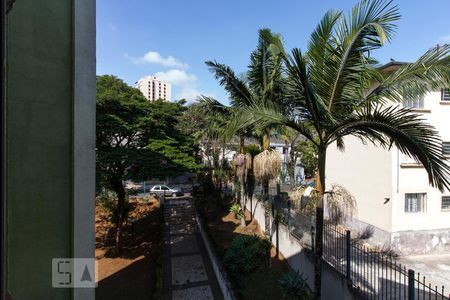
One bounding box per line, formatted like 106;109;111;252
223;235;271;277
229;203;244;220
278;269;310;299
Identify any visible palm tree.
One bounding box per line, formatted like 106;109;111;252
196;95;250;226
234;0;450;297
206;28;285;202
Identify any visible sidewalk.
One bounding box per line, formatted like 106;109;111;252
162;197;224;300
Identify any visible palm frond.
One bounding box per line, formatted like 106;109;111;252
320;0;400;112
329;105;450;190
197;95;232;117
284;48;330;135
368;44;450;103
248;28;284;104
205;60;254;108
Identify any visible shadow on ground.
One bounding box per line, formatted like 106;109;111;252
96;200;161;300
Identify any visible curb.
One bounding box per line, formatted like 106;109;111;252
196;215;236;300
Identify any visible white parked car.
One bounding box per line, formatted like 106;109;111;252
150;185;183;197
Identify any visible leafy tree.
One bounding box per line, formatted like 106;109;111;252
144;99;200;180
96;76;199;252
297;140;318;177
233;0;450;296
96;75;155;253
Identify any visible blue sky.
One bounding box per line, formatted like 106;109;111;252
97;0;450;105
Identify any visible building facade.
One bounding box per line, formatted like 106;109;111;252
326;88;450;255
135;76;172;101
3;0;96;299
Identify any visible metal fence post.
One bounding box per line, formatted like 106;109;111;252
408;269;415;300
346;230;351;281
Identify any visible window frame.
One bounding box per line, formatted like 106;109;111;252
442;142;450;157
442;196;450;211
441;89;450;102
403;96;425;109
404;193;427;213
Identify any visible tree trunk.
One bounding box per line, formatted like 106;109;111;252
287;162;296;189
112;179;126;255
239;136;246;226
240;181;246;226
262;133;270;201
287;140;296;189
240;136;245;154
262;133;270;151
314;148;326;298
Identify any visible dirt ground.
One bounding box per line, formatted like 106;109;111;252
95;197;161;300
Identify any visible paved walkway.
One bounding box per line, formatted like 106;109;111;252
162;198;223;300
399;253;450;291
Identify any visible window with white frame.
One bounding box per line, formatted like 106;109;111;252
442;196;450;211
404;193;427;213
401;152;419;164
442;142;450;156
403;97;424;109
442;89;450;101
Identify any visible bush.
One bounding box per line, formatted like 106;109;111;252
223;235;271;278
278;269;310;299
229;203;244;220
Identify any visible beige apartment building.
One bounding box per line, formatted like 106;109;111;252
326;63;450;255
135;75;172;101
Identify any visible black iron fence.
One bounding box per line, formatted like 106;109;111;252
323;222;449;300
250;183;449;300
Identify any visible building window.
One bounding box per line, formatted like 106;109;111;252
442;89;450;101
442;196;450;211
404;193;426;213
401;153;419;164
403;97;424;109
443;142;450;156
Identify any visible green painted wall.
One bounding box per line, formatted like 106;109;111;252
6;1;73;298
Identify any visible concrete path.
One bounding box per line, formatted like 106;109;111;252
162;198;223;300
399;253;450;291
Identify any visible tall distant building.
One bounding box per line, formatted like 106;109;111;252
135;76;171;101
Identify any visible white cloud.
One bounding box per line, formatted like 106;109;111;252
176;88;207;103
124;51;188;69
153;69;197;86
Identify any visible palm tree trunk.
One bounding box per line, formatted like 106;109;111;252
262;133;270;201
240;181;246;226
314;148;326;298
287;139;296;189
239;135;246;226
262;133;270;151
